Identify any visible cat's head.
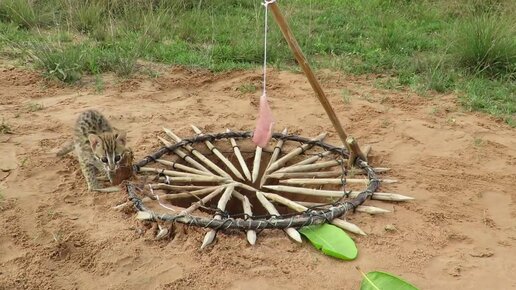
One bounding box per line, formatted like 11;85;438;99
88;131;127;182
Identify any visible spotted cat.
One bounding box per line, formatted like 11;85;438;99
57;109;133;191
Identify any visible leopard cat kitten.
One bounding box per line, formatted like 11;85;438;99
57;109;131;191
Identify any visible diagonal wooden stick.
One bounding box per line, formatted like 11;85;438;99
256;191;302;242
201;184;235;249
191;125;245;180
156;159;214;176
181;186;226;215
157;136;211;173
260;191;366;235
291;150;332;166
268;3;350;149
114;186;221;210
139;167;227;183
163;128;232;179
266;132;327;173
227;129;252;180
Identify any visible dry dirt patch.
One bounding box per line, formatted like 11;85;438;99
0;66;515;289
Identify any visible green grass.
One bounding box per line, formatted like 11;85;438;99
0;0;514;125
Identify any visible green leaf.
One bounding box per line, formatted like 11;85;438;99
299;223;358;260
360;271;419;290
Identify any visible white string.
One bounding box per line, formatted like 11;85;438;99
261;0;276;96
149;184;177;212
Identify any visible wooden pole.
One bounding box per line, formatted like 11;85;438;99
268;3;349;148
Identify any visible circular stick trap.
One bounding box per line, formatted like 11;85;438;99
122;127;413;248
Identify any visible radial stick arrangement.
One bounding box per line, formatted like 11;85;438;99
121;127;414;249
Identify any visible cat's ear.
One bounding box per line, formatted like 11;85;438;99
115;131;126;145
88;134;101;150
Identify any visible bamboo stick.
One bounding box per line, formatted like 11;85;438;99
347;136;367;166
157;136;211;173
232;190;257;245
227;129;252;180
191;125;245;180
181;186;226;215
251;146;262;183
268;3;350;149
156;159;213;176
347;191;414;202
279;178;398;185
114;186;221;210
140;167;215;178
139;167;227;183
260;192;366;235
260;128;288;187
296;201;391;214
150;183;206;191
276;159;344;173
267;171;343;179
266;132;327;173
163;128;232;179
256;191;302;243
291;151;332;166
233;181;258;193
263;185;414;201
201;184;235;249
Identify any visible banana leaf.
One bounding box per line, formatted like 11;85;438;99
299;223;358;260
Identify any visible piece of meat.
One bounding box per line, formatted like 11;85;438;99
252;94;274;148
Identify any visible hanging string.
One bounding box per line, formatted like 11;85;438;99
261;0;276;96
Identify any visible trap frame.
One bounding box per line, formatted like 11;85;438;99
121;128;413;248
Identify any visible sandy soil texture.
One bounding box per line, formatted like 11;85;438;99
0;65;515;290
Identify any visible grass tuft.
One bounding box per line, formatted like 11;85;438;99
453;14;516;79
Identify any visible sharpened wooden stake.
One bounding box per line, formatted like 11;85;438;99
260;192;366;236
291;150;332;166
296;201;391;214
157;136;211;173
252;146;262;183
181;186;226;215
276;159;344;173
256;191;302;242
263;185;414;201
268;2;350;150
266;132;327;173
139;167;228;182
201;184;235;249
234;181;258;193
279;178;398;185
156;159;214;176
191;125;245;180
260;128;288;187
115;186;221;210
163;128;232;179
227;129;252;180
232;190;257;245
267;171;343;179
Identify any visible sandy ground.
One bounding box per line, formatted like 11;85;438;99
0;64;515;290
